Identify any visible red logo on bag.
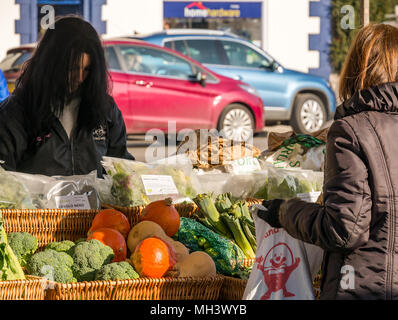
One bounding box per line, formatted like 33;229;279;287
256;242;300;300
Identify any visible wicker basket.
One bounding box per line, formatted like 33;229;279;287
1;209;98;248
0;275;47;300
46;275;224;300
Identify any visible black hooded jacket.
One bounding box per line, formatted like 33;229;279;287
0;95;134;177
278;82;398;299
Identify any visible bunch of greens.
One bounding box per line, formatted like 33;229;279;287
0;214;26;280
193;193;256;259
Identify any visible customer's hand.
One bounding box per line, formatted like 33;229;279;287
256;199;284;228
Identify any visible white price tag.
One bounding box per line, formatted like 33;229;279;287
227;157;261;174
54;194;91;209
141;175;179;196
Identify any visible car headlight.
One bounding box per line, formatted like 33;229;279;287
238;84;261;98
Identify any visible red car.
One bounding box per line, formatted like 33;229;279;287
0;39;265;141
103;38;264;141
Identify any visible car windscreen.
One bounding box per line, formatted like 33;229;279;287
117;45;194;79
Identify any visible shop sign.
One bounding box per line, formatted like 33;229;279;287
164;1;262;19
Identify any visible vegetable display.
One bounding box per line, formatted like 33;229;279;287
193;193;256;259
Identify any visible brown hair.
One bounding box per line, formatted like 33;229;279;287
339;23;398;102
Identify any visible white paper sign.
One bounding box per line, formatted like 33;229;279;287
226;157;261;174
141;175;179;196
54;194;91;210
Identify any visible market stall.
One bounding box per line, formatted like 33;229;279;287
0;129;327;300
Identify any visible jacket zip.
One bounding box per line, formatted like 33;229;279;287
70;126;76;175
366;116;395;299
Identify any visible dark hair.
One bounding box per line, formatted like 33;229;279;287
14;15;111;141
339;23;398;101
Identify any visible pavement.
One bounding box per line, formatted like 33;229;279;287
127;124;294;162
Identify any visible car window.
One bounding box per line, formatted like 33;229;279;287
0;52;22;71
221;40;271;69
184;40;222;65
118;45;194;79
12;51;31;68
104;46;121;70
172;40;189;57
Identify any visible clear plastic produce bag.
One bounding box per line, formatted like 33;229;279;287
6;170;101;209
0;166;35;209
101;156;201;206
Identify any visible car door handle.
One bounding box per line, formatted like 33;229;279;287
233;75;243;81
134;80;153;87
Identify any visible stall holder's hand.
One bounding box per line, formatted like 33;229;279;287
256;199;285;228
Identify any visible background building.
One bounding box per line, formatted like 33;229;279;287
0;0;332;81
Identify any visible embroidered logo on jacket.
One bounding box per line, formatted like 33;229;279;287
92;125;107;141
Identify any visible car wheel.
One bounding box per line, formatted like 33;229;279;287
218;104;255;142
291;93;327;134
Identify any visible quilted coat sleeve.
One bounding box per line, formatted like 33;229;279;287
278;119;372;253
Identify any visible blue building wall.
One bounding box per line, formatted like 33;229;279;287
309;0;332;81
15;0;106;45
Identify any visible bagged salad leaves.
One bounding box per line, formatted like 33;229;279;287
101;156;201;207
5;170;100;209
261;128;329;172
0;167;35;209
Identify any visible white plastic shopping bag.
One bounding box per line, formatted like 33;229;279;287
243;196;323;300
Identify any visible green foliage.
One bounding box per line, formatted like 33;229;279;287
330;0;398;74
95;261;139;281
69;239;114;282
7;232;38;268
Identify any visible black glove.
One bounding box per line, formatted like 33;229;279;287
257;199;284;228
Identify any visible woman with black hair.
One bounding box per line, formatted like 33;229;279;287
0;16;134;177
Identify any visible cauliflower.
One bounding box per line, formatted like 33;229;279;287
95;261;139;281
26;249;76;283
7;232;38;267
45;240;75;254
69;239;114;282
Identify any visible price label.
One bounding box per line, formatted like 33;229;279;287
227;157;261;174
54;194;91;209
141;175;179;196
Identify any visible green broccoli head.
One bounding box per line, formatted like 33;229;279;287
7;232;38;267
26;249;76;283
45;240;75;254
95;261;139;281
69;239;115;282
